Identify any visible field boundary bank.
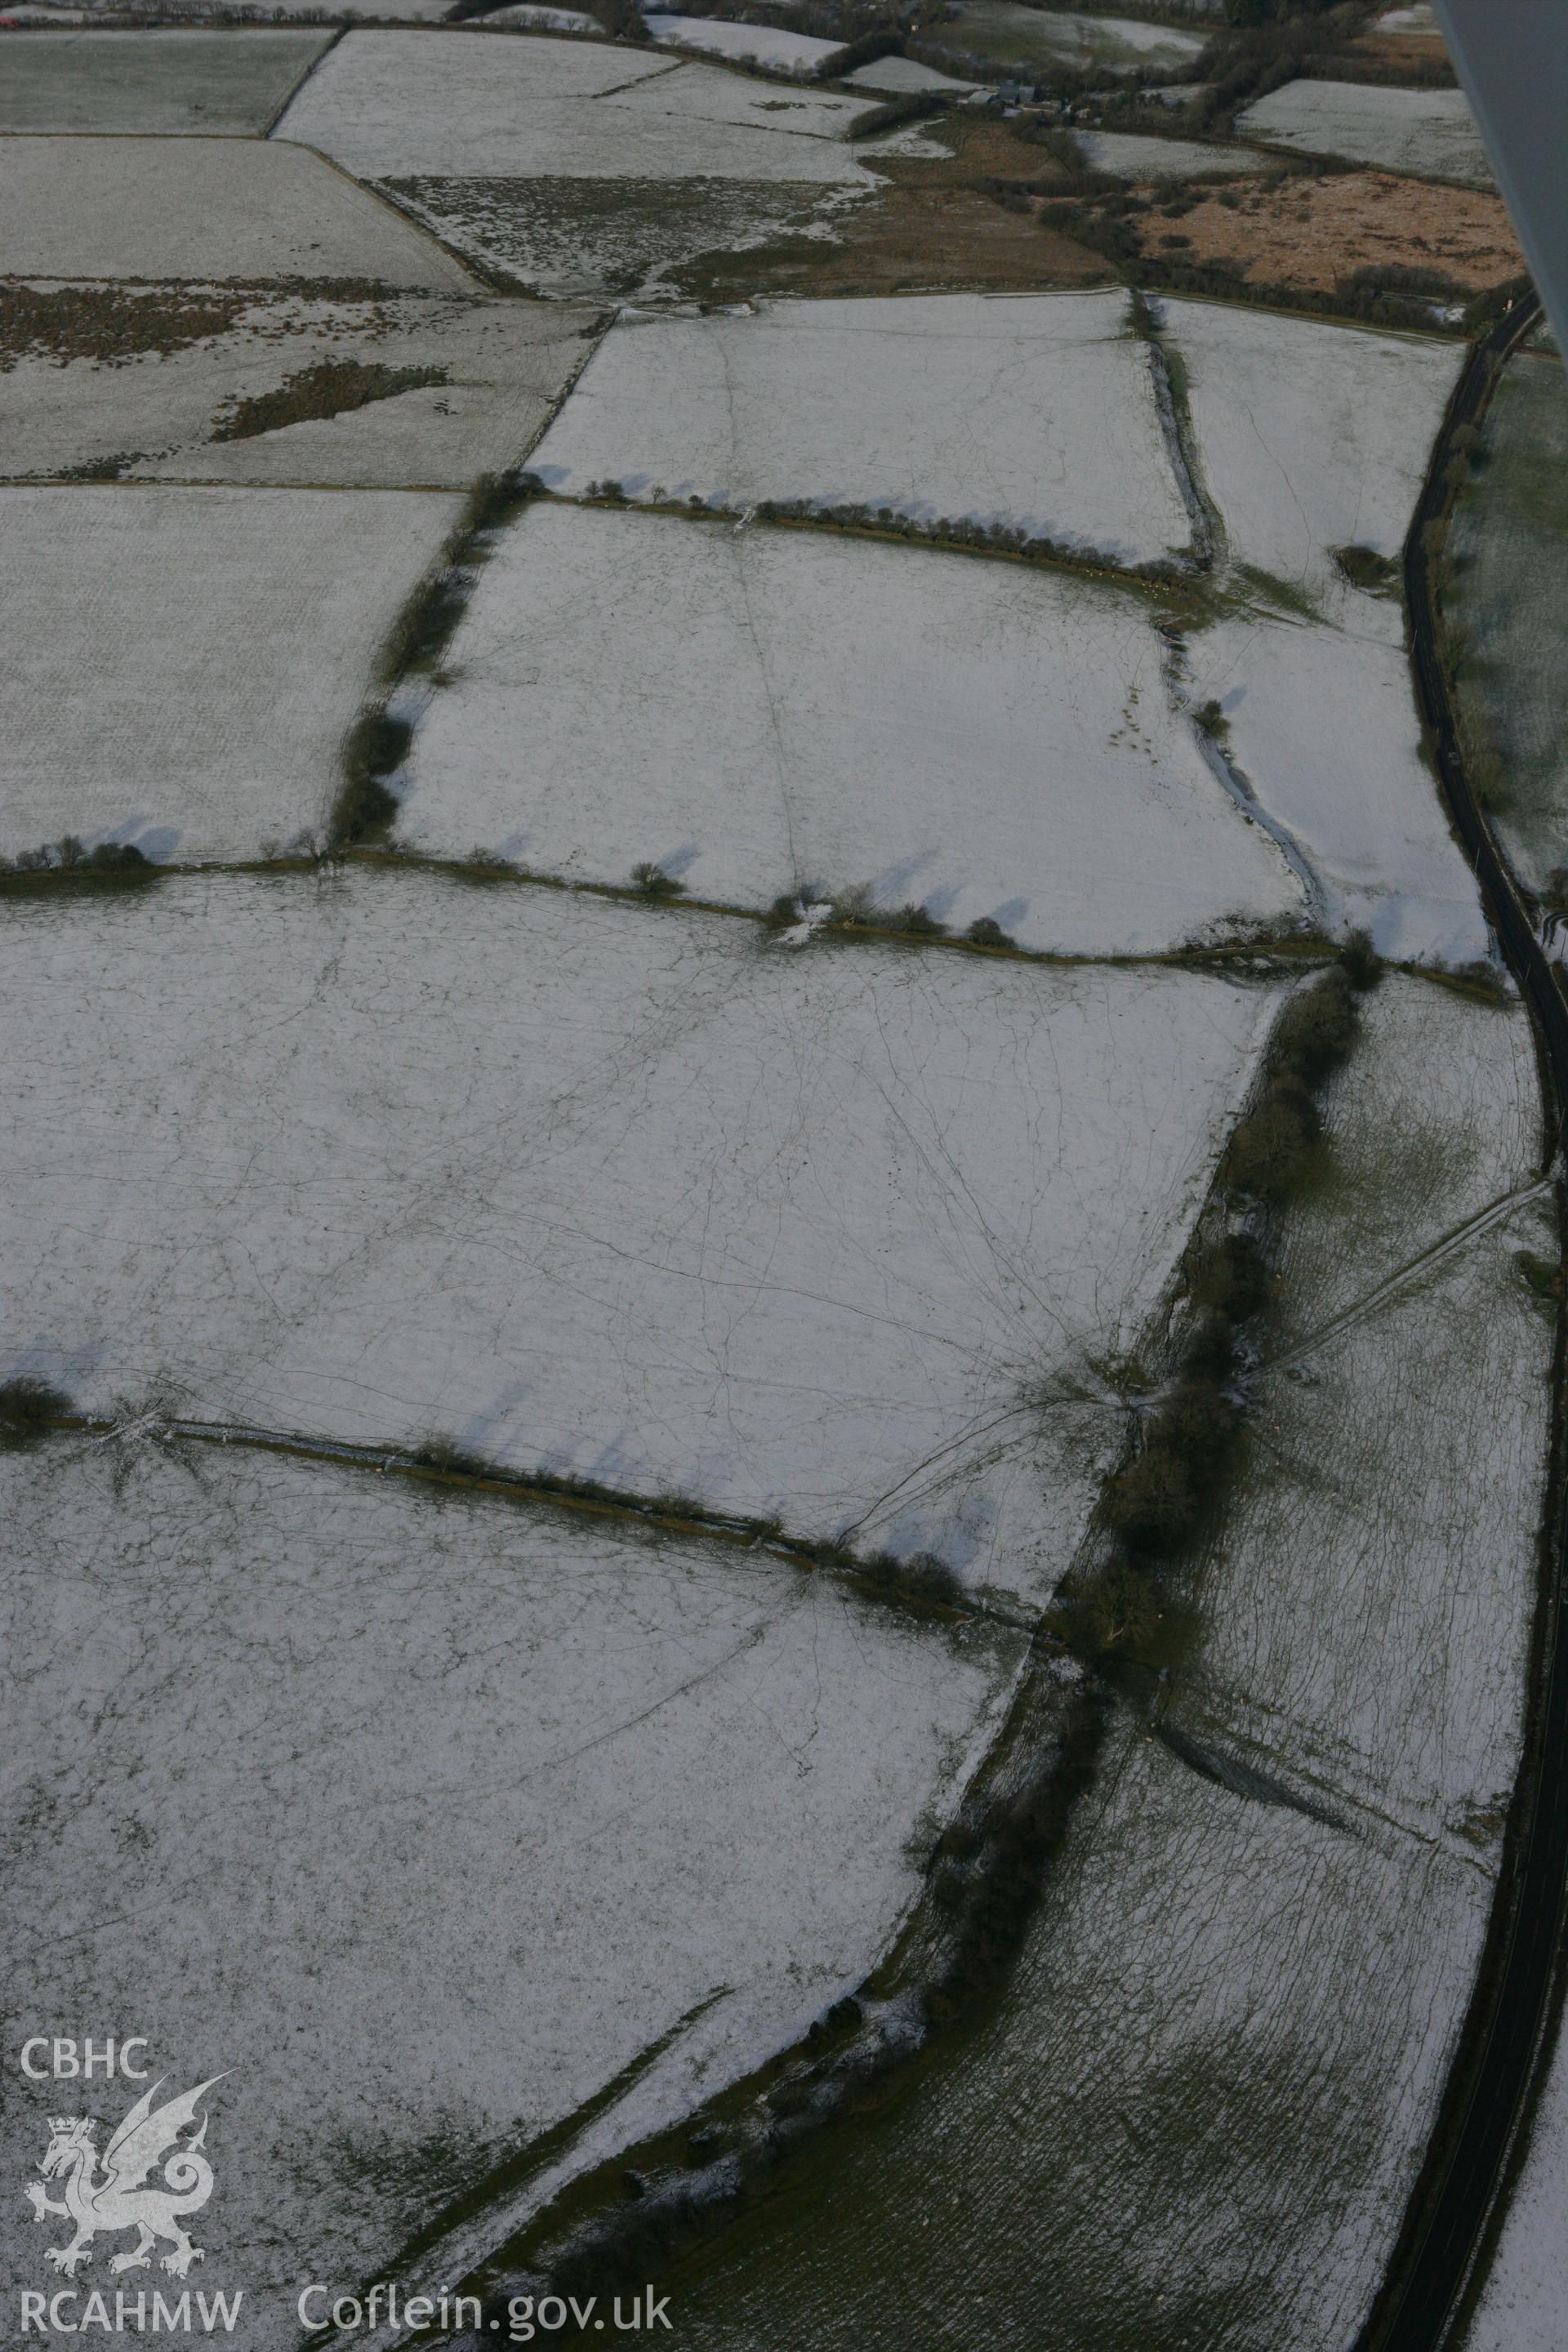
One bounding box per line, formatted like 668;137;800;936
296;964;1373;2345
8;1020;1392;2337
1358;284;1568;2352
541;484;1210;595
259;24;345;141
4;839;1345;976
16;1407;1042;1637
3;846;1510;1011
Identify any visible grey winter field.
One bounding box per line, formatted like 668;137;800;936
3;10;1566;2352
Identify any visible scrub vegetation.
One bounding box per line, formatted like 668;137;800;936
1334;541;1401;591
672;486;1199;585
1222;959;1369;1199
335;712;414;849
408;1428;973;1621
1032;172;1503;332
212;357;449;443
330;473;541;849
1052;945;1382;1672
719;489;1194;586
0;282;254;374
0;1377;72;1448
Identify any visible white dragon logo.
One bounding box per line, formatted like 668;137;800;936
24;2077;225;2279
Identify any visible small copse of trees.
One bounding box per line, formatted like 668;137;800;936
333;709;412;849
0;1376;71;1448
0;837;154;893
1222;956;1374;1201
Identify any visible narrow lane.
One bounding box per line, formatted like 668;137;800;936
1362;287;1568;2352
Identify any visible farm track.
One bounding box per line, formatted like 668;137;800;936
1361;284;1568;2352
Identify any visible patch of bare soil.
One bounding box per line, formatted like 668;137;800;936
0;281;251;371
0;278;434;372
1151;170;1523;297
873;115;1065;183
1339;31;1456;83
677;114;1110;301
680;182;1111;300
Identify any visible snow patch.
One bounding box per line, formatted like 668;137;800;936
400;501;1304;953
529;291;1197;567
0;873;1286;1603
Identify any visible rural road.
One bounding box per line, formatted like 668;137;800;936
1361;286;1568;2352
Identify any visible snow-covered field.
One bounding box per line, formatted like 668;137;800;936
0;1435;1023;2352
1161;296;1463;625
664;1710;1500;2349
656;988;1545;2352
0;136;475;285
644;14;847;76
1188;617;1490;962
485;3;602;23
995;1729;1498;2349
1176;978;1546;1843
0;484;461;862
600;968;1554;2342
1236;80;1493;189
623;989;1551;2350
1;0;1554;2334
1447;354;1568;898
131;0;470;16
0;29;331;134
376;174;862;300
1075;130;1257;180
1147;302;1488;963
929;1;1205;78
400;501;1303;950
283;24;673;123
0;290;595;488
354;104;874;184
529;292;1196;565
271;29;876;176
858;120;957;160
844;53;982;95
595;58;871;137
0;873;1284;1602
